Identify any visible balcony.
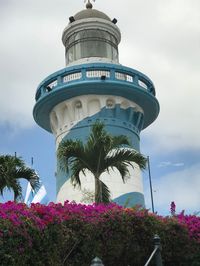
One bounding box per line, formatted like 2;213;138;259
35;63;156;101
33;62;159;133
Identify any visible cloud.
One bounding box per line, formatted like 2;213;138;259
158;162;184;168
0;0;199;213
0;0;66;129
145;163;200;214
116;1;200;152
0;0;200;153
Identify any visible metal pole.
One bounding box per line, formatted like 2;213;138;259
31;157;34;167
63;240;80;265
91;257;104;266
144;235;163;266
144;247;158;266
154;235;163;266
147;156;155;213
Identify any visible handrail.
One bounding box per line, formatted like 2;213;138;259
144;246;159;266
90;236;163;266
35;63;156;101
144;235;163;266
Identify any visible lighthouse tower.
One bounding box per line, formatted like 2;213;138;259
33;1;159;206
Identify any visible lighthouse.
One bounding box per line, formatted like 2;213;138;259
33;1;159;206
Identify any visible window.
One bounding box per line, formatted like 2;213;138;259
86;70;110;78
65;29;119;64
63;72;82;83
115;72;133;82
106;99;115;108
48;80;57;89
138;80;148;90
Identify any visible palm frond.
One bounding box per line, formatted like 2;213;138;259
15;167;40;192
57;139;85;172
0;155;40;201
86;122;111;152
102;149;146;183
0;155;25;167
106;149;147;170
90;122;105;140
2;177;22;201
112;162;130;183
85;122;114;173
12;181;23;201
111;135;130;148
58;139;95;187
70;159;88;188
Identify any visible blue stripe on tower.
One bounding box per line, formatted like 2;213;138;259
114;192;145;207
56;105;143;203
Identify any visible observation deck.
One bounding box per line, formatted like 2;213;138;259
33;62;159;133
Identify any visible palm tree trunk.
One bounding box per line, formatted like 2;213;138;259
94;175;101;203
14;193;17;202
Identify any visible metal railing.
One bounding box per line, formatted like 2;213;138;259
144;235;163;266
35;63;156;101
91;257;104;266
90;235;163;266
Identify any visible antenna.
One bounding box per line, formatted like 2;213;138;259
84;0;95;3
147;156;155;213
84;0;95;8
31;157;34;167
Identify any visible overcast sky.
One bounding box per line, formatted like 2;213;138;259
0;0;199;214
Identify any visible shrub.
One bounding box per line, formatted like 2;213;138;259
0;201;199;265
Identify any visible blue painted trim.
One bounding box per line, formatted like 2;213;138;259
56;104;143;136
33;80;159;133
33;62;159;132
113;192;145;207
36;62;155;94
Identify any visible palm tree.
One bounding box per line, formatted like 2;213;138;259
57;121;147;204
0;155;40;202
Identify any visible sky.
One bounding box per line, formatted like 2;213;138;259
0;0;199;215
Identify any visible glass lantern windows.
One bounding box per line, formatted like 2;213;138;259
65;29;119;64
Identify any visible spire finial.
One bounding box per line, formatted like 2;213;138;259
84;0;95;9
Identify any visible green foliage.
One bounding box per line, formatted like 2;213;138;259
0;155;39;201
0;201;199;266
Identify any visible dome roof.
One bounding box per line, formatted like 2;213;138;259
74;8;111;21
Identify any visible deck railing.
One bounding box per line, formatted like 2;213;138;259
144;235;163;266
90;235;163;266
35;64;156;101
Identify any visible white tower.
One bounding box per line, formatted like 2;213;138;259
33;2;159;206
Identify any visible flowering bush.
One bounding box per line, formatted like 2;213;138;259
0;201;199;265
